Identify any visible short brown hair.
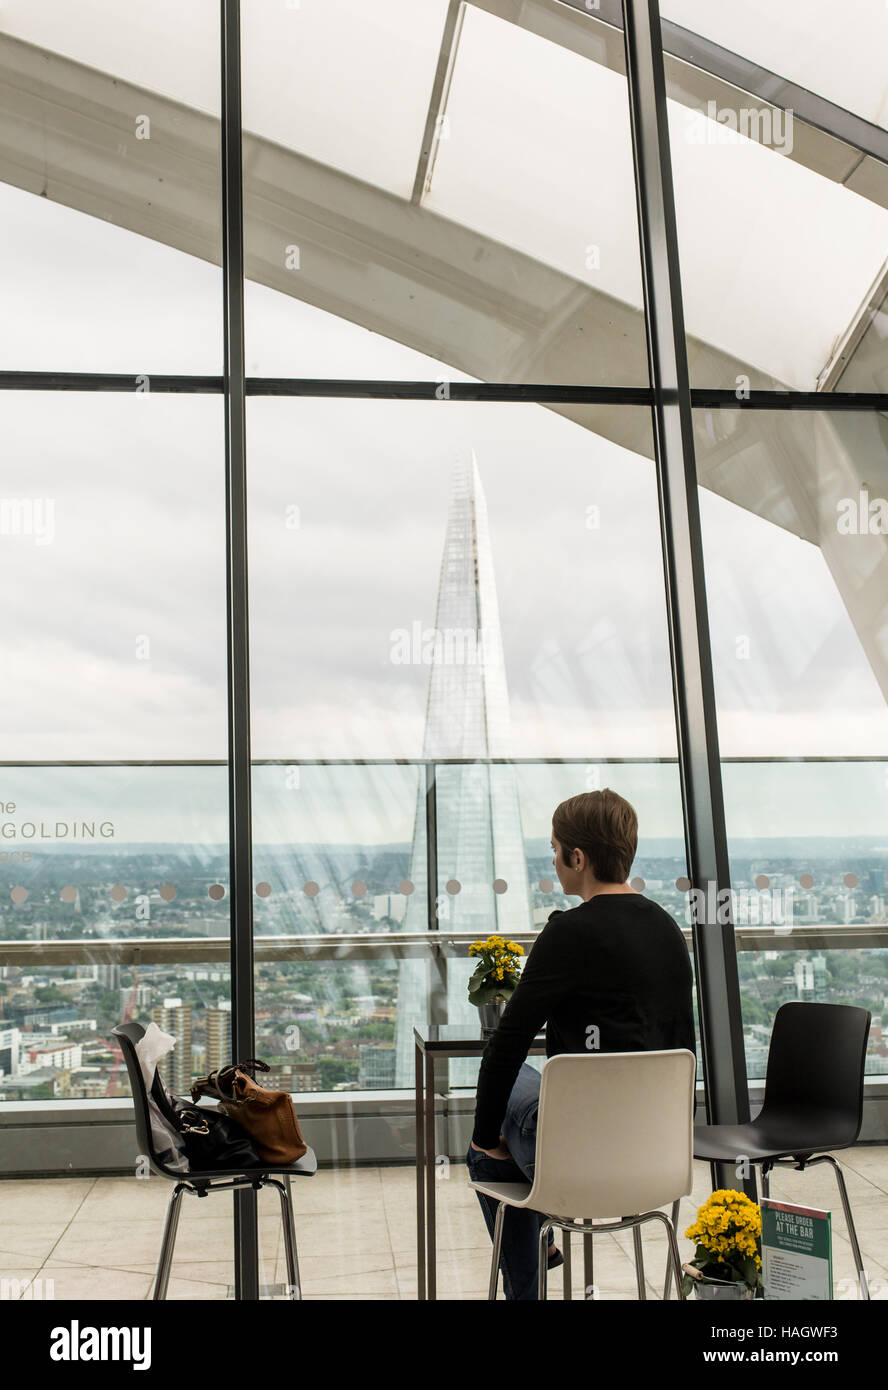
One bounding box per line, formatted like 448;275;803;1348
552;789;638;883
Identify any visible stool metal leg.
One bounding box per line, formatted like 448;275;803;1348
647;1209;685;1301
269;1177;301;1300
663;1198;681;1300
582;1218;593;1300
814;1155;870;1301
538;1219;553;1301
633;1222;646;1299
488;1201;506;1300
283;1176;301;1299
662;1211;686;1301
153;1183;186;1300
562;1225;572;1300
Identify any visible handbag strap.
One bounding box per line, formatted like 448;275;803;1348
190;1057;271;1103
233;1058;269;1078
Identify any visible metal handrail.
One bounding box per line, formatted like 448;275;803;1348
1;920;885;967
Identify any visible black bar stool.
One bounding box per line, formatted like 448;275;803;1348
113;1021;317;1300
664;1002;872;1299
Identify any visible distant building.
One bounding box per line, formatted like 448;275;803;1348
21;1040;82;1074
151;999;193;1093
372;893;407;923
0;1025;21;1077
92;963;121;992
794;959;815;997
359;1044;396;1089
22;1006;78;1029
395;456;532;1088
120;983;153;1015
206;1003;232;1070
54;1069;108;1099
266;1062;321;1093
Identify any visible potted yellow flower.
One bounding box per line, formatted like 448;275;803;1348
467;935;524;1037
680;1189;763;1299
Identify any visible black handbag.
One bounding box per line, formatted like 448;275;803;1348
170;1097;267;1171
150;1071;266;1170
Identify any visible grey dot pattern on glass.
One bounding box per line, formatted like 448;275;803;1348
446;879;461;894
10;886;27;904
256;882;271;898
304;881;320;897
630;877;645;892
493;878;507;894
844;873;858;889
159;884;176;901
755;875;769;890
351;880;367;897
110;884;126;902
539;877;554;893
208;884;225;901
399;879;414;896
60;886;77;903
675;876;691;892
799;873;814;890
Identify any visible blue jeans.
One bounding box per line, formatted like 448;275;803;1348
465;1062;551;1301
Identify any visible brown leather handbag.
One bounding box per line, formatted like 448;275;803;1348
190;1058;307;1165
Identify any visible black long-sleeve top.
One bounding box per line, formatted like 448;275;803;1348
471;893;696;1149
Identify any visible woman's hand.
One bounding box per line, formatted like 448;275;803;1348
470;1136;511;1160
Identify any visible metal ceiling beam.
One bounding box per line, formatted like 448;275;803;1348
412;0;465;204
624;0;752;1194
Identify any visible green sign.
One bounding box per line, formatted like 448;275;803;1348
761;1198;832;1300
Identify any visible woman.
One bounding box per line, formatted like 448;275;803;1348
465;787;695;1300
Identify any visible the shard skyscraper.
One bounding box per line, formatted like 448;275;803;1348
394;452;532;1086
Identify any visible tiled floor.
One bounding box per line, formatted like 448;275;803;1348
1;1149;886;1300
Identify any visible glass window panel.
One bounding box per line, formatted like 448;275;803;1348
665;97;888;390
0;392;230;1103
251;764;426;938
694;409;888;756
0;768;231;1102
660;0;888;131
0;3;221;372
0;0;221;112
0;963;231;1102
246;399;674;757
0;187;223;375
247;397;685;1087
241;0;450;196
254;960;400;1097
0;394;228;759
694;407;888;1078
425;6;643;314
241;4;647;384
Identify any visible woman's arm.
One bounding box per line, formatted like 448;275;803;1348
471;913;568;1149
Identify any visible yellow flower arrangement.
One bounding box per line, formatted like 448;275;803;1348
681;1189;763;1297
467;935;525;1005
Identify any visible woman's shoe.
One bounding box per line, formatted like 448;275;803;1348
547;1243;564;1270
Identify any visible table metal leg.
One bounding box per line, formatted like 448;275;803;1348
425;1051;437;1301
415;1041;426;1301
